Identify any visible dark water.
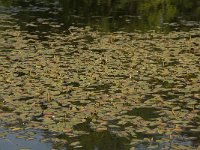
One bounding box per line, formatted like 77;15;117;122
0;0;199;33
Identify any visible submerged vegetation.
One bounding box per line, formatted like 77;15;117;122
0;11;200;149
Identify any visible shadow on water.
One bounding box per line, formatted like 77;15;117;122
126;107;160;120
53;131;130;150
77;131;130;150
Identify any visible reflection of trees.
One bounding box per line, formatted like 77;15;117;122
59;0;199;31
0;0;199;31
138;0;200;26
136;0;177;29
175;0;200;20
0;0;14;6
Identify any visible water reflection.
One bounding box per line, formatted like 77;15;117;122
0;126;52;150
0;0;199;32
0;126;130;150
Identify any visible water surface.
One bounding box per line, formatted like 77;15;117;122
0;0;199;33
0;0;200;150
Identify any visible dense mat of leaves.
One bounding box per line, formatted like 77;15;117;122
0;14;200;149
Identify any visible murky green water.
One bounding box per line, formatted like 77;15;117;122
0;0;200;150
0;0;199;33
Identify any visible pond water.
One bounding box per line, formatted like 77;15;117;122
0;125;130;150
0;0;200;150
0;126;52;150
0;0;199;33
